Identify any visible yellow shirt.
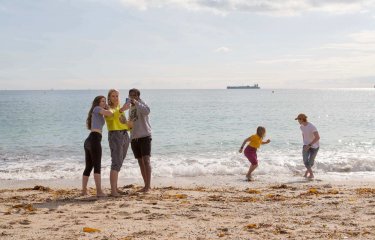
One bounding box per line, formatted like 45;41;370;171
104;105;130;131
248;134;262;149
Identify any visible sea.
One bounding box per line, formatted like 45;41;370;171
0;89;374;181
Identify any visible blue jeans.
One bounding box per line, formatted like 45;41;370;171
302;146;319;168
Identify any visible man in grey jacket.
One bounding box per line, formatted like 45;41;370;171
128;88;152;192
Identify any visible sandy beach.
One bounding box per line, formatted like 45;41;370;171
0;176;374;240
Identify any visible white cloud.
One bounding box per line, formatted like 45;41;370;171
256;57;311;64
258;30;375;61
118;0;149;11
214;46;231;53
349;30;375;43
320;30;375;52
0;4;12;13
254;30;375;84
118;0;375;16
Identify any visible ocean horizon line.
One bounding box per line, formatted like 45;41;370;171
0;87;374;91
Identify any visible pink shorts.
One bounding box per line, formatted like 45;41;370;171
244;146;258;165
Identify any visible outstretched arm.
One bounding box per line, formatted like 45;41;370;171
239;137;251;153
262;139;271;144
99;107;113;117
119;102;131;114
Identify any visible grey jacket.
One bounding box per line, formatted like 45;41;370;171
129;99;151;140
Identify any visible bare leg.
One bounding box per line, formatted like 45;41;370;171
143;156;152;192
307;167;314;179
110;170;119;196
82;175;89;195
137;158;146;191
94;173;106;197
303;170;309;178
246;164;258;180
137;156;152;192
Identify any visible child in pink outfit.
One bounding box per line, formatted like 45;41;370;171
239;126;271;181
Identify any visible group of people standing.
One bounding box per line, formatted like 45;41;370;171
82;88;152;197
82;88;320;196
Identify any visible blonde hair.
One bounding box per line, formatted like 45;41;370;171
107;89;119;108
256;126;266;139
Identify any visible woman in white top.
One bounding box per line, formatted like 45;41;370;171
295;113;320;179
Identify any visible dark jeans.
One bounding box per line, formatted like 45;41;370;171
302;146;319;168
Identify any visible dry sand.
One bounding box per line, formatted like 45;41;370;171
0;176;374;239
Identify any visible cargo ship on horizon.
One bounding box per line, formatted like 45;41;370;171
227;84;260;89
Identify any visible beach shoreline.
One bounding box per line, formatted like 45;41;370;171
1;172;375;189
1;175;374;239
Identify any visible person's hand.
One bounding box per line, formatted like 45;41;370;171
122;102;131;111
266;139;271;144
104;104;109;110
119;115;127;124
127;120;134;129
303;145;310;151
130;98;138;105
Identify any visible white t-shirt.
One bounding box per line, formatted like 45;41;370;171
300;122;319;148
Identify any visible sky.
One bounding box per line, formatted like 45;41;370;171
1;0;375;89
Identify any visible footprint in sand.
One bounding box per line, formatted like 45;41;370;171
0;224;13;229
0;232;12;237
18;219;31;225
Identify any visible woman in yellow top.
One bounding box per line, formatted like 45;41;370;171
105;89;131;197
239;126;271;181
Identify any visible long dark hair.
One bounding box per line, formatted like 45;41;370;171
86;96;105;130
